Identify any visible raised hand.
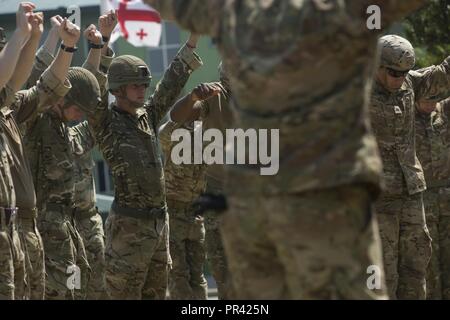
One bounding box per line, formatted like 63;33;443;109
30;11;44;38
84;24;102;45
191;82;222;102
16;2;35;36
50;15;64;30
98;10;118;39
58;18;80;47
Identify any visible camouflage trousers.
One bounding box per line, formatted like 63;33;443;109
167;200;207;300
104;208;170;300
38;205;90;300
204;212;232;300
375;192;432;300
17;209;45;300
74;208;106;300
423;188;450;300
221;185;387;299
0;210;17;299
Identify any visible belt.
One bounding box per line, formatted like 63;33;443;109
112;201;166;220
0;206;18;228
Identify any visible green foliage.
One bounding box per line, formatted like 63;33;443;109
404;0;450;68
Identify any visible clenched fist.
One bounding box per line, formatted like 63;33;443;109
190;82;222;102
30;11;44;38
84;24;102;45
99;10;118;39
58;18;80;47
16;2;35;37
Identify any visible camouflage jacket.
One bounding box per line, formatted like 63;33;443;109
69;121;96;213
159;119;207;206
148;0;427;196
415;98;450;190
24;111;93;210
370;56;450;196
89;44;202;210
0;134;15;209
1;65;71;213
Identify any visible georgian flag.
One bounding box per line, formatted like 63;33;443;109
101;0;162;47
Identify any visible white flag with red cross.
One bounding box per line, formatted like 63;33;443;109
101;0;162;47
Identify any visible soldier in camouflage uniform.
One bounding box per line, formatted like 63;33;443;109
0;4;43;300
88;32;202;299
0;23;16;302
370;35;450;299
66;17;118;301
0;132;16;300
23;20;103;300
415;90;450;300
199;63;234;300
159;81;224;300
70;123;106;300
1;9;67;300
146;0;428;299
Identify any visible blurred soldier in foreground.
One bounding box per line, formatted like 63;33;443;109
146;0;427;299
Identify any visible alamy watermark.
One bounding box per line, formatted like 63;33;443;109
366;265;383;290
170;121;280;176
66;264;81;290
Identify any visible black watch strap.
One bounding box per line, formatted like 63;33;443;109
102;35;110;43
60;43;78;53
89;41;104;49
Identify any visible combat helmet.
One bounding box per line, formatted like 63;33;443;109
65;67;101;115
0;27;6;51
107;55;152;91
378;35;416;71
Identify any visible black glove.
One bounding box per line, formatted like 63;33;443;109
192;193;228;216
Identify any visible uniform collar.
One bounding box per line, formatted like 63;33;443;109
113;104;146;120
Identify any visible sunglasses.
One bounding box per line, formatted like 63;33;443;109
385;67;410;78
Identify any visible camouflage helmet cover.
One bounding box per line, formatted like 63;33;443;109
379;35;416;71
65;67;101;115
107;55;152;91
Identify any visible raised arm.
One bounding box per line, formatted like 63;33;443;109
413;56;450;101
170;82;221;124
8;11;43;92
81;10;118;132
82;24;102;74
147;33;203;125
0;2;34;90
25;15;63;89
10;18;80;125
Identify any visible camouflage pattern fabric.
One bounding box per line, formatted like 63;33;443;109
415;98;450;299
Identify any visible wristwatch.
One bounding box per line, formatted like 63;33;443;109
60;43;78;53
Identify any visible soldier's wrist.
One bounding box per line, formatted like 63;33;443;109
60;42;78;52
